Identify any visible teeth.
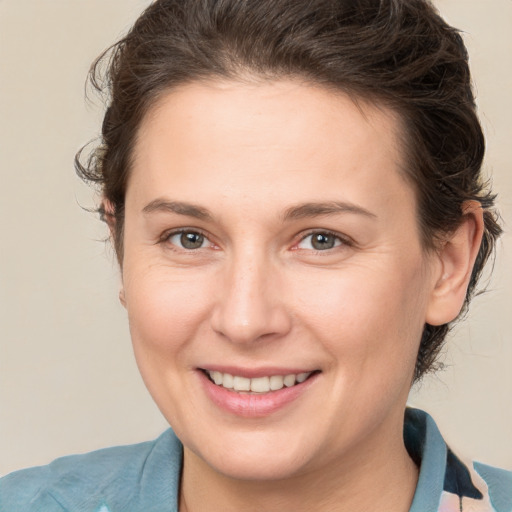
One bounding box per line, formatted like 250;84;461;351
269;375;284;390
212;371;223;385
222;373;234;389
283;374;296;387
206;370;312;393
233;376;251;391
251;376;270;393
296;372;309;383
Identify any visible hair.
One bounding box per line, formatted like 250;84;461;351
76;0;501;381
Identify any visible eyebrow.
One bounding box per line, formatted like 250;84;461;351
142;199;213;221
282;201;376;221
142;198;376;222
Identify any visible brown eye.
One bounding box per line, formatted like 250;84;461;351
297;232;343;251
167;231;207;250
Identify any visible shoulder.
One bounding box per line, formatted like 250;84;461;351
405;408;512;512
0;430;182;512
473;462;512;512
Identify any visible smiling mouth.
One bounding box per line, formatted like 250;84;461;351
202;369;319;393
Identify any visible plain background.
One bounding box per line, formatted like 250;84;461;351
0;0;511;476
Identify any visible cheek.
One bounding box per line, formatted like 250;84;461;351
291;259;428;369
124;268;213;356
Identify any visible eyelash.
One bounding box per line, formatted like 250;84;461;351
160;228;352;254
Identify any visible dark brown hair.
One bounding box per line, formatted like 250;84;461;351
76;0;501;381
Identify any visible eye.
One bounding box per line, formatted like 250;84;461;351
166;230;209;250
296;231;344;251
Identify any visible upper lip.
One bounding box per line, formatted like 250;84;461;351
198;366;319;378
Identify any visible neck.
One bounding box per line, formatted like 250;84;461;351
179;417;418;512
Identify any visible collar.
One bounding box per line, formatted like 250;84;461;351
405;407;511;512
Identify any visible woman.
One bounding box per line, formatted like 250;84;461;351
1;0;510;511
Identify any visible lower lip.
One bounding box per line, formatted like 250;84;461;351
198;371;319;418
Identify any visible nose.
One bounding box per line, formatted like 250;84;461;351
210;251;292;345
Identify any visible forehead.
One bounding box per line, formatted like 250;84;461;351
128;80;413;222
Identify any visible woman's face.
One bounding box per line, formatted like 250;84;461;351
121;80;440;480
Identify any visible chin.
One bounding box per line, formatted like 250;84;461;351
207;451;310;482
186;428;318;482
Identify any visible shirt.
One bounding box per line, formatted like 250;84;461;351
1;408;511;511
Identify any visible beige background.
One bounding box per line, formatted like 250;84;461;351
0;0;510;477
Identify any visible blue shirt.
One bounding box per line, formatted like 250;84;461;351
1;409;511;511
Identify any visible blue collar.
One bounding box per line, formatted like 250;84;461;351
2;408;510;511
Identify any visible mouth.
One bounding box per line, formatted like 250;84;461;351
198;367;321;417
201;369;320;394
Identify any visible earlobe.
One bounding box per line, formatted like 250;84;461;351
119;287;127;308
426;201;484;326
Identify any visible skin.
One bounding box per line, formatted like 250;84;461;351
117;80;483;511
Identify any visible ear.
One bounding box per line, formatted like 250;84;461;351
100;199;116;238
119;288;127;307
426;201;484;326
101;199;127;308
